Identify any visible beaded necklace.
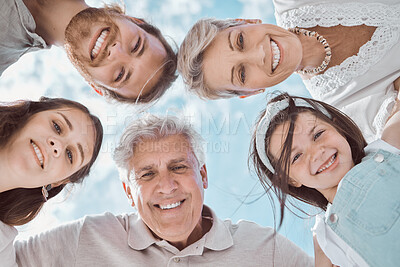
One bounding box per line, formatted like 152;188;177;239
289;27;332;75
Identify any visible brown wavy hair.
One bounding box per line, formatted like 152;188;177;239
250;93;367;227
0;97;103;226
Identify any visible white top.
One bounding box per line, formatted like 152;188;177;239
312;139;400;266
0;206;313;266
273;0;400;143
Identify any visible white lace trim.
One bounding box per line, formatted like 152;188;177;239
276;2;400;28
373;91;397;138
304;26;400;98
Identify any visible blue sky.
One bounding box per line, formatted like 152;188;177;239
2;0;320;257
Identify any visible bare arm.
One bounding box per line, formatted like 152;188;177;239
394;76;400;93
382;77;400;149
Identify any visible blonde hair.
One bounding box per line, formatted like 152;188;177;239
178;18;243;100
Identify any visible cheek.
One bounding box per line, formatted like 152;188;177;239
87;66;109;82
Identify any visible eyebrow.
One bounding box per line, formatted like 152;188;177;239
136;158;188;173
228;31;238;86
228;31;233;51
290;124;318;154
169;158;187;165
308;125;317;136
78;144;85;165
57;112;73;130
138;35;147;57
116;36;147;89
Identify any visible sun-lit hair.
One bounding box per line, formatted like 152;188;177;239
0;97;103;226
113;114;205;183
250;93;367;227
65;4;177;104
178;18;244;100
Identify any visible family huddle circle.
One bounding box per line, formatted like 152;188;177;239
1;0;399;266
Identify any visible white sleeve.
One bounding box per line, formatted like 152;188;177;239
0;221;18;267
14;219;84;267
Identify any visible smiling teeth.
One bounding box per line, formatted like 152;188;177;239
317;154;336;174
91;29;109;59
271;40;280;71
159;201;182;210
31;140;44;168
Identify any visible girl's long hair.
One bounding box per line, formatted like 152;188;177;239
0;97;103;225
250;93;367;227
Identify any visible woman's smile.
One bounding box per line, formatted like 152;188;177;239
30;140;44;169
202;23;302;92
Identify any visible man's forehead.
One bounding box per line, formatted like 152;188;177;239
135;137;191;153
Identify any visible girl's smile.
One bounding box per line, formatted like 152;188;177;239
269;111;354;202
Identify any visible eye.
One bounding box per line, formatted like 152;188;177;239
237;32;244;49
171;165;187;173
239;65;246;84
140;172;155;180
66;149;73;164
313;130;325;141
292;153;302;164
53;121;61;134
132;37;141;53
115;67;125;82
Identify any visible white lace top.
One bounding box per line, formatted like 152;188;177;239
273;0;400;143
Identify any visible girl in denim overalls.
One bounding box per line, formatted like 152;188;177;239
251;92;400;266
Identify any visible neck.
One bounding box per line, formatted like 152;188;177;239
23;0;89;46
297;33;326;74
320;185;338;204
169;216;213;251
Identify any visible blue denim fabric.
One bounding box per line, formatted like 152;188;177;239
327;149;400;266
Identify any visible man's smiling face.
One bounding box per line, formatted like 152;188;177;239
65;8;167;99
126;134;208;246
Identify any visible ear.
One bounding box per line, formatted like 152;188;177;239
122;182;135;207
128;16;144;25
199;164;208;189
89;82;103;96
239;88;265;99
288;178;302;188
235;18;262;24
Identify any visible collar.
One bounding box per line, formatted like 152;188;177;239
127;205;234;253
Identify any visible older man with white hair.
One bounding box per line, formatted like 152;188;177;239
0;115;312;266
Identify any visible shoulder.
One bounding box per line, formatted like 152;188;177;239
81;212;132;232
224;219;313;265
224;219;274;236
365;139;400;155
224;219;298;249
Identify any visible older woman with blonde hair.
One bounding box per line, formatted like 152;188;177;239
178;0;400;143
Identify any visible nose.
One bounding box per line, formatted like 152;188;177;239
108;42;125;60
309;144;325;162
157;172;178;194
245;44;265;66
48;137;63;158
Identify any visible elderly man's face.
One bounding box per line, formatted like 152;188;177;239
65;8;167;99
127;134;208;246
